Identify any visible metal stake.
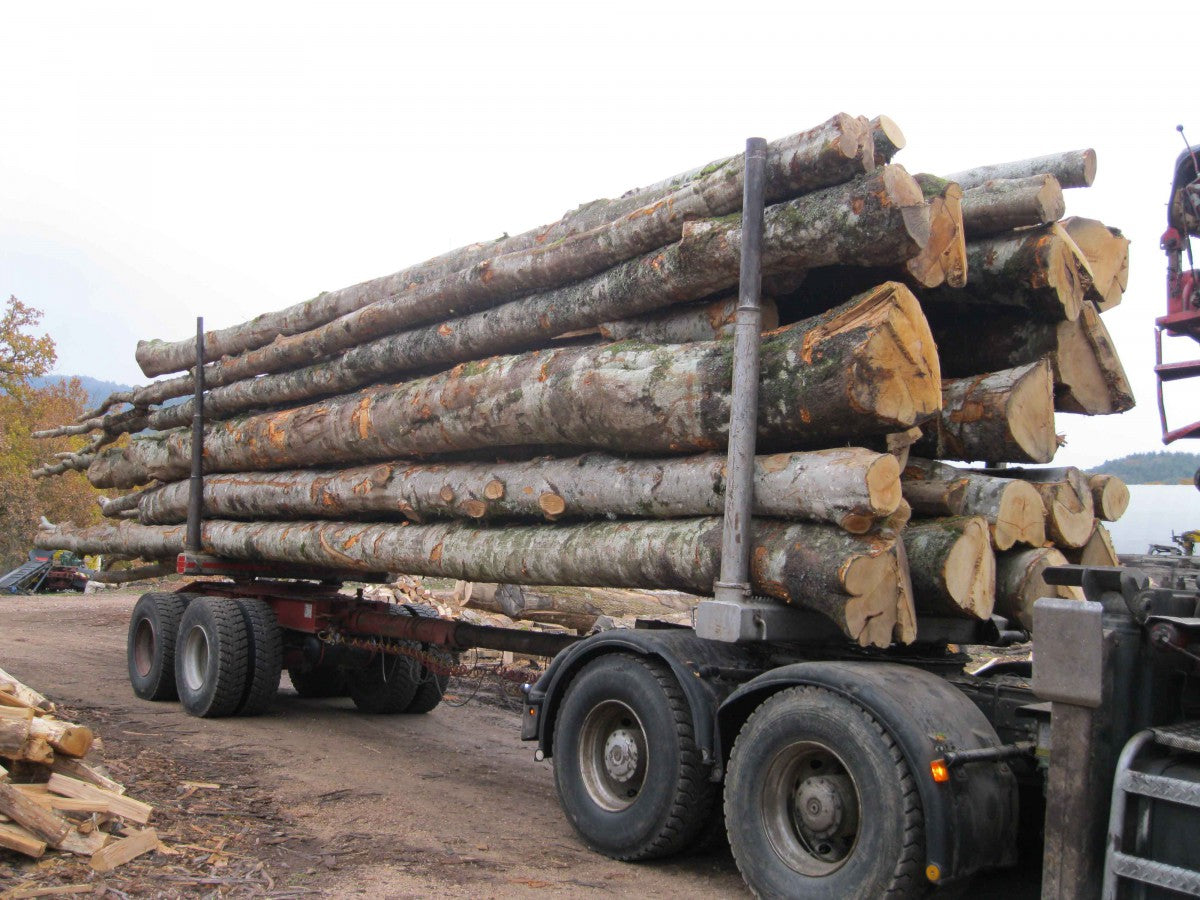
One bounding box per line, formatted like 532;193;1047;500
186;317;205;553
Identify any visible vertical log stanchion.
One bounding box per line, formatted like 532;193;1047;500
186;317;205;553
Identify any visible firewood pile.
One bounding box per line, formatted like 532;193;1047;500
33;112;1133;646
0;667;158;870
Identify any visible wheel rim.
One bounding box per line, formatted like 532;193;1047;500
761;740;861;876
132;618;156;678
181;625;210;693
577;699;648;811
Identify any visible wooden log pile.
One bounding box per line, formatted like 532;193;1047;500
34;113;1135;645
0;667;158;870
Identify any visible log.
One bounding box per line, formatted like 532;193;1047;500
597;295;780;343
1052;303;1134;415
0;669;53;712
902;458;1046;551
40;517;913;647
473;585;698;630
132;115;875;378
28;718;93;759
1065;522;1120;567
1089;474;1130;522
959;175;1066;238
912;360;1056;465
86;283;942;489
46;775;152;825
869;115;906;166
994;547;1084;631
50;758;125;795
945;149;1097;191
975;466;1095;549
0;820;46;858
922;223;1092;322
901;517;995;619
0;716;31;757
0;783;71;846
906;176;967;290
137;448;902;534
90;827;158;872
87;561;176;584
34;521;185;559
1061;217;1128;311
98;485;159;518
129;166;936;434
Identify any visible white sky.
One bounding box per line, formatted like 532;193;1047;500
1;0;1195;469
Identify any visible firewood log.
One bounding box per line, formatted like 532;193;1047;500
902;458;1046;550
1089;474;1130;522
975;466;1095;549
1060;217;1128;310
902;517;995;619
994;547;1084;631
945;148;1097;191
1065;522;1120;567
959;175;1066;238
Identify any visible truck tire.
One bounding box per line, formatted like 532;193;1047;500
552;653;718;861
127;591;189;701
346;652;421;713
234;599;283;716
724;686;925;899
287;665;348;698
175;597;251;718
403;604;453;714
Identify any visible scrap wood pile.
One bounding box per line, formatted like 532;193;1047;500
0;667;158;871
34;112;1135;645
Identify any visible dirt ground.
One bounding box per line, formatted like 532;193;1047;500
0;589;747;898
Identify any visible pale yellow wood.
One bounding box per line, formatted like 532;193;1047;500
89;826;158;872
47;774;152;824
0;820;46;858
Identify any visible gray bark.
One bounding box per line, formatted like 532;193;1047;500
87;283;942;489
597;295;779;343
945;149;1097;191
901;516;995;619
994;547;1082;631
1089;474;1129;522
960;175;1066;238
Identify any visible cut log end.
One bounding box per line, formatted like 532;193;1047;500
866;454;903;517
1006;359;1058;464
942;518;996;619
483;479;506;501
990;481;1047;551
538;493;567;518
1089;474;1130;522
840;550;904;649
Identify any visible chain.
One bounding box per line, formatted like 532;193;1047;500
318;628;546;685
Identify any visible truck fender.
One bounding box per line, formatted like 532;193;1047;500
717;661;1018;885
524;629;755;776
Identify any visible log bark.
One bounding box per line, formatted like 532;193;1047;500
912;360;1056;465
87;283;942;489
597;295;779;343
1089;474;1130;522
907;176;967;289
0;717;30;757
921;223;1092;322
974;466;1095;549
0;784;70;846
869;115;906;166
0;669;53;713
1065;522;1119;567
902;458;1046;550
87;561;176;584
34;521;187;559
128;166;935;434
133;115;874;378
960;175;1066;238
28;718;92;759
994;547;1084;631
471;584;698;630
1061;217;1128;311
137;448;902;534
901;516;995;619
38;517;914;648
945;149;1097;191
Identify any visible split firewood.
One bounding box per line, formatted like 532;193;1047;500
131;114;876;378
945;148;1097;191
907;175;967;289
0;712;31;758
959;175;1066;238
84;283;941;489
1065;522;1120;567
28;718;92;759
901;517;995;619
46;774;152;825
975;466;1095;550
0;821;46;858
994;547;1085;631
0;783;71;846
912;360;1056;465
0;669;54;713
597;294;780;343
90;826;158;872
136;448;902;535
51;757;126;795
58;826;111;857
1089;474;1130;522
902;459;1046;551
1061;217;1129;310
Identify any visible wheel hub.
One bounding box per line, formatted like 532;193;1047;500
794;774;854;840
604;728;640;781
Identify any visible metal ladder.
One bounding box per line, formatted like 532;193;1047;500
1103;723;1200;897
0;558;51;594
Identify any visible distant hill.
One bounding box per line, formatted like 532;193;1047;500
28;375;134;411
1090;451;1200;484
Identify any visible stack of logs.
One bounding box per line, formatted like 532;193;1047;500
0;667;158;869
33;112;1135;647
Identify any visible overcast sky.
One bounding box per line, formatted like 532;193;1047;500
1;0;1195;470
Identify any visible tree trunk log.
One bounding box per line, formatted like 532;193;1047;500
87;283;942;489
137;448;902;534
922;223;1092;322
121;166;934;434
134;115;873;378
87;561;176;584
869;115;906;167
945;149;1097;191
901;517;995;619
994;547;1083;631
907;176;967;289
1052;302;1134;415
34;521;186;559
902;458;1046;550
1064;522;1119;567
1061;217;1128;311
37;517;913;648
912;360;1056;465
960;175;1066;238
597;295;779;343
474;584;698;629
974;466;1095;549
1089;474;1130;522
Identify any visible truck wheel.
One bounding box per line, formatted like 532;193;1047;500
724;686;925;899
287;665;348;698
347;652;421;713
175;597;251;718
403;604;453;714
552;653;717;861
128;592;189;701
234;599;283;716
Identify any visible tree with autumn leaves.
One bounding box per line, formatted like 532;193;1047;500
0;296;101;570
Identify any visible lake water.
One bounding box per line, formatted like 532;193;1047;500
1106;484;1200;554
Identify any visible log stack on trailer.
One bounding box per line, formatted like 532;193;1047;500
34;112;1133;648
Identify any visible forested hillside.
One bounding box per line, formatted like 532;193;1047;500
1091;451;1200;484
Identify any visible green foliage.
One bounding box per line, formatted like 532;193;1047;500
1090;450;1200;485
